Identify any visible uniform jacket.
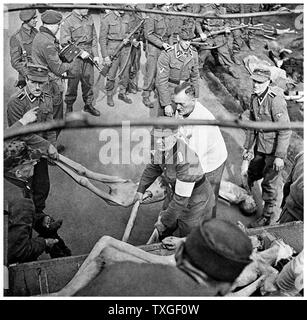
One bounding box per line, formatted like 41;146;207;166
244;86;291;159
7;87;56;153
99;11;131;58
156;44;200;107
8;199;46;264
10;23;38;80
144;13;172;49
32;26;72;78
76;261;221;296
203;4;229;31
283;151;304;221
60;11;98;57
137;139;206;227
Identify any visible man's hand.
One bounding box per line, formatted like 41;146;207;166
42;215;51;229
273;157;284;172
45;238;59;248
164;105;174;117
200;32;207;41
93;56;100;64
162;42;172;50
225;27;231;34
154;215;167;234
133;192;144;203
123;38;130;45
80;50;90;59
48;144;59;160
132;38;140;47
162;236;185;250
19;107;39;125
104;56;112;66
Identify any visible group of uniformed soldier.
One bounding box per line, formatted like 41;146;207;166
6;2;294;262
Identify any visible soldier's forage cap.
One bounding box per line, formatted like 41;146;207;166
179;24;195;40
251;68;271;83
41;10;63;24
183;218;253;282
151;116;178;138
26;64;49;82
19;9;37;22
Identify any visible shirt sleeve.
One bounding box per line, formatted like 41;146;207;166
99;14;109;58
137;163;163;194
271;95;291;159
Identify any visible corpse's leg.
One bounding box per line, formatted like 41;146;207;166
52;236;175;296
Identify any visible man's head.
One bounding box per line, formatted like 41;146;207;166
151;117;178;152
19;9;38;28
157;3;170;12
178;24;194;50
179;218;253;287
41;10;63;36
251;68;271;95
75;8;89;16
25;64;49;97
173;81;196;116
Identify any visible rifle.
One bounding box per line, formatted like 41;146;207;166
100;19;145;77
59;40;104;75
192;24;248;42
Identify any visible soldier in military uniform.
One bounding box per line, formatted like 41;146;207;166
32;10;88;142
170;3;206;45
198;4;239;79
242;68;291;228
155;25;200;117
142;3;173;109
60;9;100;116
99;7;133;107
224;3;244;65
6;64;58;221
134;120;214;239
9;9;38;89
126;6;144;95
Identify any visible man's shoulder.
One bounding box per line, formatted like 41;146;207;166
8;90;27;108
101;10;115;21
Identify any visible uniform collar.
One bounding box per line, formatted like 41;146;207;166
39;26;56;40
175;43;192;59
21;23;34;34
25;87;44;102
256;87;269;105
72;10;88;21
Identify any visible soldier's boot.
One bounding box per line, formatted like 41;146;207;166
248;203;274;228
142;97;154;108
248;215;271;228
83;104;101;117
65;104;73;117
107;94;115;107
127;82;138;94
118;92;132;104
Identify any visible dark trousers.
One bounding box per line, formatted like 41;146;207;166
31;158;50;213
205;161;226;218
247;152;282;216
65;58;94;107
49;80;64;139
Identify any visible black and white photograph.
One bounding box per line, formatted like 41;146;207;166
2;1;304;301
